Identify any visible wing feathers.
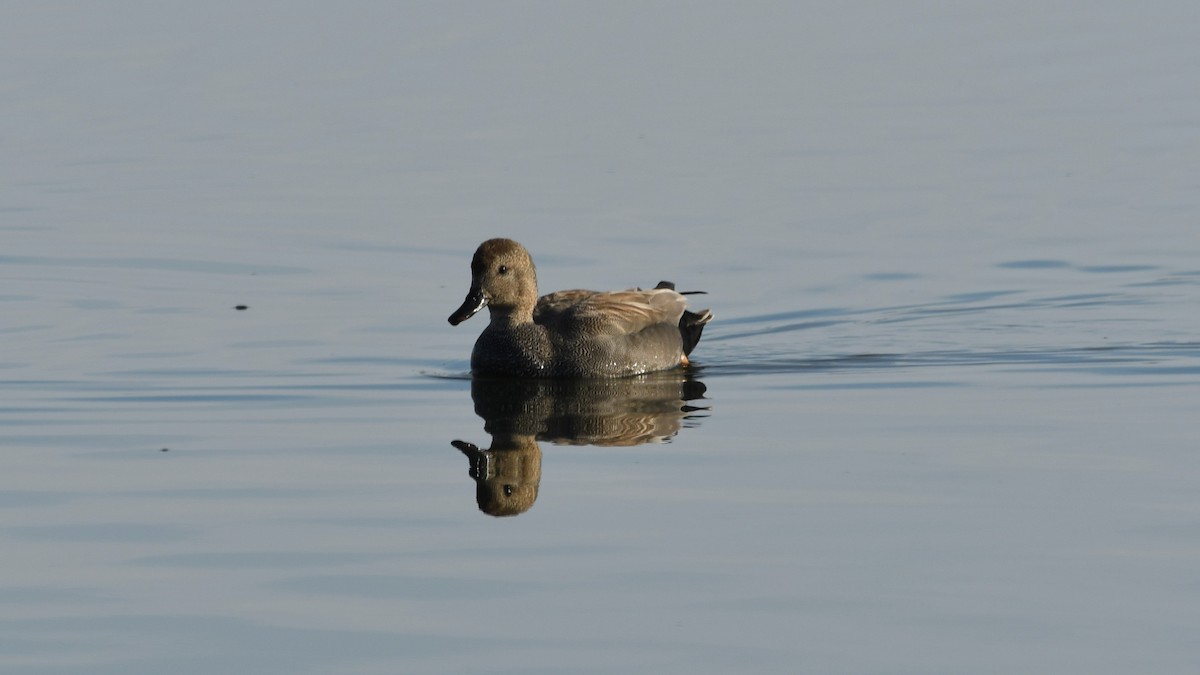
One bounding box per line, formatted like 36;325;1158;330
535;288;687;336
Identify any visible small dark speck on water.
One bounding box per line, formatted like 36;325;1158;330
160;448;169;452
235;305;248;310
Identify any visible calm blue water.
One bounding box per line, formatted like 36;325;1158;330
4;3;1200;673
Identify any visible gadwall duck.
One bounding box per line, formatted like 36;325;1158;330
448;238;712;377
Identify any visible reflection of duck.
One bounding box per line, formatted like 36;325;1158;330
452;372;709;516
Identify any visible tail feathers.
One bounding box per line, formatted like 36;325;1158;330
655;280;706;296
679;307;713;356
654;281;712;357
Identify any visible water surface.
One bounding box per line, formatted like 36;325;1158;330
4;3;1200;673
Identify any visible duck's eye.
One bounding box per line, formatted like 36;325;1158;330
497;265;509;275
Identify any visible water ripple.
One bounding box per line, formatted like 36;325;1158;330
698;342;1200;378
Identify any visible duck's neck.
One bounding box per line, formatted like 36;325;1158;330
487;306;533;327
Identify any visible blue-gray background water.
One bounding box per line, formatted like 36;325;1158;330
4;3;1199;673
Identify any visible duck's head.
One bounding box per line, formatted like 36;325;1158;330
448;238;539;325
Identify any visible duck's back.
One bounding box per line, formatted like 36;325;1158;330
530;288;687;377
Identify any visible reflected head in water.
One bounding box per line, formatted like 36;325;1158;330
452;438;541;517
448;238;712;377
451;371;710;517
